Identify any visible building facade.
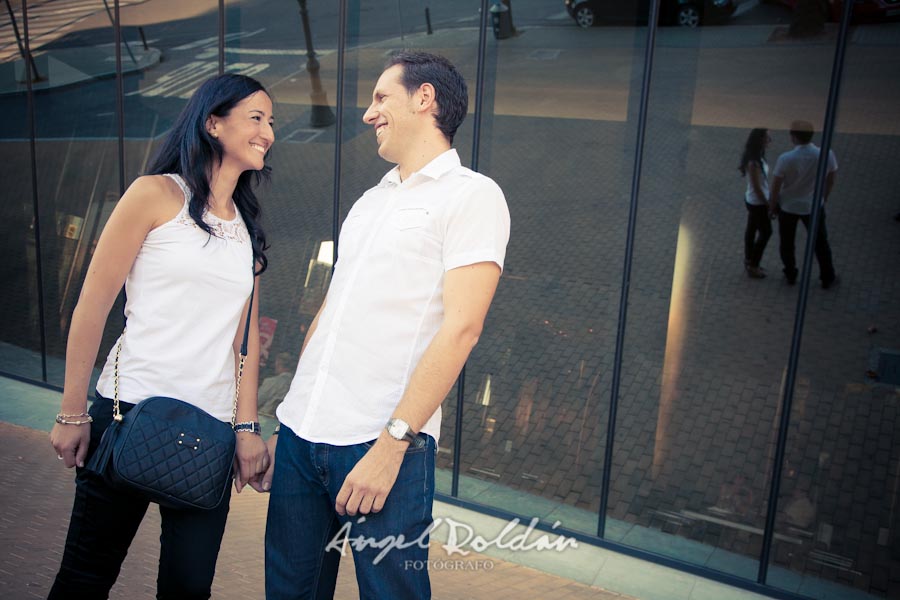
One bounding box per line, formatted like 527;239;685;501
1;0;898;598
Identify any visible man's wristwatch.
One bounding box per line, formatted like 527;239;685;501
386;418;426;448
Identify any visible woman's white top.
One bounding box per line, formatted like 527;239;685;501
95;174;254;421
744;158;769;206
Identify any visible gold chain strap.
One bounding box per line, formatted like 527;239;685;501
231;354;245;428
113;329;125;422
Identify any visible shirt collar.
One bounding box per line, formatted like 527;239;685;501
379;148;461;187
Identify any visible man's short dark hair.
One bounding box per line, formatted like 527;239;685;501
385;51;468;144
790;120;815;144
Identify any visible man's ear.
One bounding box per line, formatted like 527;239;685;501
415;83;436;113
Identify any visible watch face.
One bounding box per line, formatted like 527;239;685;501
388;419;407;439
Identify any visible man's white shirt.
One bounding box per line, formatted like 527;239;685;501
773;143;838;215
277;149;510;446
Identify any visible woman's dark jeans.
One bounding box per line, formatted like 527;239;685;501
48;394;231;600
744;203;772;268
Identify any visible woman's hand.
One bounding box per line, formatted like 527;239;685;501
234;432;269;493
50;422;90;469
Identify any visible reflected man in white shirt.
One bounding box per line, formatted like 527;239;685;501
768;120;838;289
263;51;511;599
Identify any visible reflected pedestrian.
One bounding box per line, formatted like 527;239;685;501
768;120;838;288
48;73;274;599
739;128;772;279
257;351;295;417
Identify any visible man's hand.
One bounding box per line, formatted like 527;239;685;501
234;432;269;493
261;433;278;492
335;431;408;516
769;176;784;219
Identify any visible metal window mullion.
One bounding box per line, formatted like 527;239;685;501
331;0;347;269
449;0;491;499
598;0;662;538
23;0;48;382
218;0;225;75
113;0;127;328
756;0;855;584
114;0;124;197
470;0;490;174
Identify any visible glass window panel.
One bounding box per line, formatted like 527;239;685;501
0;3;42;380
4;1;892;595
122;0;219;184
21;3;123;386
39;2;220;389
611;0;840;582
768;7;900;598
225;0;336;423
451;1;640;536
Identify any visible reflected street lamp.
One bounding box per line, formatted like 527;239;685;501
4;0;42;82
297;0;335;128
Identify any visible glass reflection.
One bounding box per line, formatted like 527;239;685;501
0;0;41;379
451;1;637;534
222;1;337;416
24;3;123;386
611;0;845;583
2;0;897;596
769;4;900;596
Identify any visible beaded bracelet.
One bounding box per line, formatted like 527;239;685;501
55;414;93;425
233;421;261;435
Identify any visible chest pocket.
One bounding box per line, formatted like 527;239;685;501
388;207;440;263
391;207;429;230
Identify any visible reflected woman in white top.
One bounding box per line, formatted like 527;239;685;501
48;74;274;599
739;128;772;279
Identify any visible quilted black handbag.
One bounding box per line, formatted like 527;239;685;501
86;281;255;511
88;396;237;510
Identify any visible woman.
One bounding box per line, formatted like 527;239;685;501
48;74;274;599
739;128;772;279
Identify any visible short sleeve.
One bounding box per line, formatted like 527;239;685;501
827;150;838;173
442;176;511;273
772;154;788;179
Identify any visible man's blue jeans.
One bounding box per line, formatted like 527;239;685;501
265;425;436;600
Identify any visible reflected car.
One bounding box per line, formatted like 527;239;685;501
564;0;737;28
764;0;900;22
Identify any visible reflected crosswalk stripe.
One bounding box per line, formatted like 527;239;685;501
133;60;218;98
131;61;271;98
171;29;264;52
0;0;146;63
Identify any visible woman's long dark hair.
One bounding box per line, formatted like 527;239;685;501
739;128;768;177
148;73;270;274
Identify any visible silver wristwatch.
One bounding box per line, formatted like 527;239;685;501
386;418;425;448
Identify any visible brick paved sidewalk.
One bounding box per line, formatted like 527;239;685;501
1;422;632;599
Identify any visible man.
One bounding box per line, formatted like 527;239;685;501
769;120;838;289
263;51;510;599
